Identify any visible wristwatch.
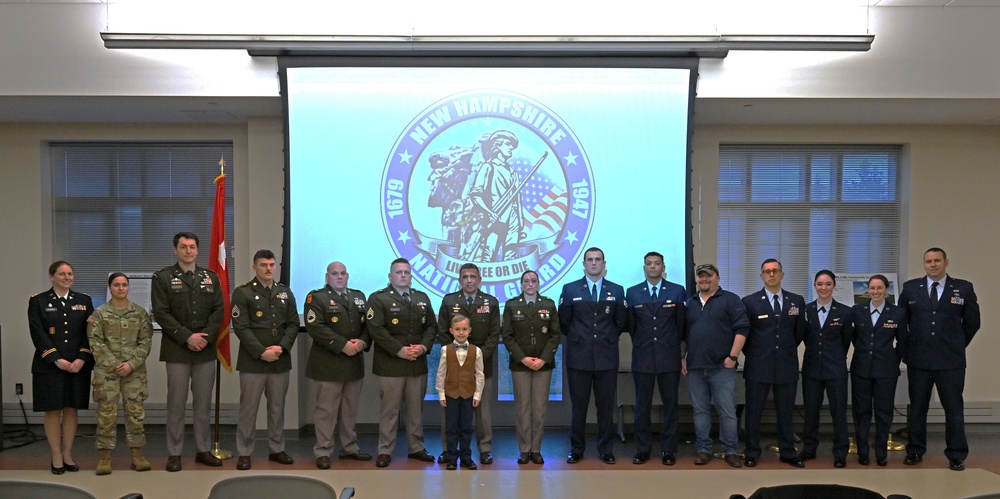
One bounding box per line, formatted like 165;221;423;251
728;355;739;362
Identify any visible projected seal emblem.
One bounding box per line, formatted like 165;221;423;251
381;90;594;303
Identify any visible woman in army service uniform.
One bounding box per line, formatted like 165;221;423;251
28;260;94;474
502;270;561;465
88;272;153;475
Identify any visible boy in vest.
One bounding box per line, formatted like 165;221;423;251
435;314;485;470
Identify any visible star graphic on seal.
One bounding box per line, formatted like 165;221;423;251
398;150;413;164
397;230;413;246
563;230;579;245
563;152;578;166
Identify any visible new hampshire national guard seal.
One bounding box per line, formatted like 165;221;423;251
382;90;595;303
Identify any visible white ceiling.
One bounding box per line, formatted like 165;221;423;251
1;2;999;126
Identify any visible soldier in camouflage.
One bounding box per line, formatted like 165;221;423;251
88;273;153;475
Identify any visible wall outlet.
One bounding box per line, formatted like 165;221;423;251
15;383;23;395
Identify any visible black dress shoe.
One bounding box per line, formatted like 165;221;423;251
834;457;846;468
877;457;888;467
339;450;373;461
858;456;870;466
480;452;493;465
437;452;447;464
407;450;436;462
949;459;965;471
316;456;331;469
632;452;649;464
51;463;65;475
903;454;923;465
517;452;530;464
268;451;294;465
446;461;457;470
797;452;817;461
195;451;222;467
662;452;676;466
460;457;478;470
236;456;252;470
780;456;806;468
566;453;582;464
744;457;758;467
64;462;80;472
601;454;616;464
166;455;182;472
530;452;544;464
375;454;391;467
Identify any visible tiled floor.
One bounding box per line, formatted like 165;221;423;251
2;425;1000;498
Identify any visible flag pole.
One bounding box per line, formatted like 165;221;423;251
210;155;233;460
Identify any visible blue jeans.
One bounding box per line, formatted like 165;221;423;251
686;367;738;454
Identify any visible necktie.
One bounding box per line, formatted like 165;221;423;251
651;287;658;300
467;296;474;306
772;295;781;318
340;292;348;300
402;292;410;303
591;283;598;302
819;306;827;327
872;308;880;317
930;281;939;307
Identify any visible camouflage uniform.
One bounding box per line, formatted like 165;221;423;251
88;300;153;450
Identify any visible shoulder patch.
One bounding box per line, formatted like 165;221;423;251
306;293;313;304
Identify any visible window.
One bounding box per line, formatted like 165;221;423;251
717;144;900;300
50;142;234;305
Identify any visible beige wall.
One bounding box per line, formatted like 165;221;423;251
2;121;997;429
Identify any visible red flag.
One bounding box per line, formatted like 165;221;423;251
210;158;233;372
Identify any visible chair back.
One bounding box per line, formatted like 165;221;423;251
208;475;337;499
0;480;97;499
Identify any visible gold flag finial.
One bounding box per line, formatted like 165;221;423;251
218;155;226;175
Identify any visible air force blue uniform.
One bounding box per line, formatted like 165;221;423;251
899;275;980;461
741;289;807;460
850;300;905;461
625;280;686;456
800;300;853;459
559;277;626;457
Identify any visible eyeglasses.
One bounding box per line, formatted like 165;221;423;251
761;269;783;275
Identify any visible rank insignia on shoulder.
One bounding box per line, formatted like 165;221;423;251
306;309;317;324
366;308;375;320
231;305;240;318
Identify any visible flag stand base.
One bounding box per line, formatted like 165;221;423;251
212;442;233;460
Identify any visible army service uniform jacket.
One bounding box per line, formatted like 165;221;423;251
502;294;561;372
28;288;95;374
304;285;370;382
437;290;501;378
152;264;224;364
366;286;438;377
230;278;299;373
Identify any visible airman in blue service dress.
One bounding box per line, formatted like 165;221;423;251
850;299;905;465
741;288;807;466
559;276;626;462
625;278;686;464
799;299;853;465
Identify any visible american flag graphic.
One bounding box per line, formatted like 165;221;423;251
515;158;568;233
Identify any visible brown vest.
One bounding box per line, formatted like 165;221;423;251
444;343;477;399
